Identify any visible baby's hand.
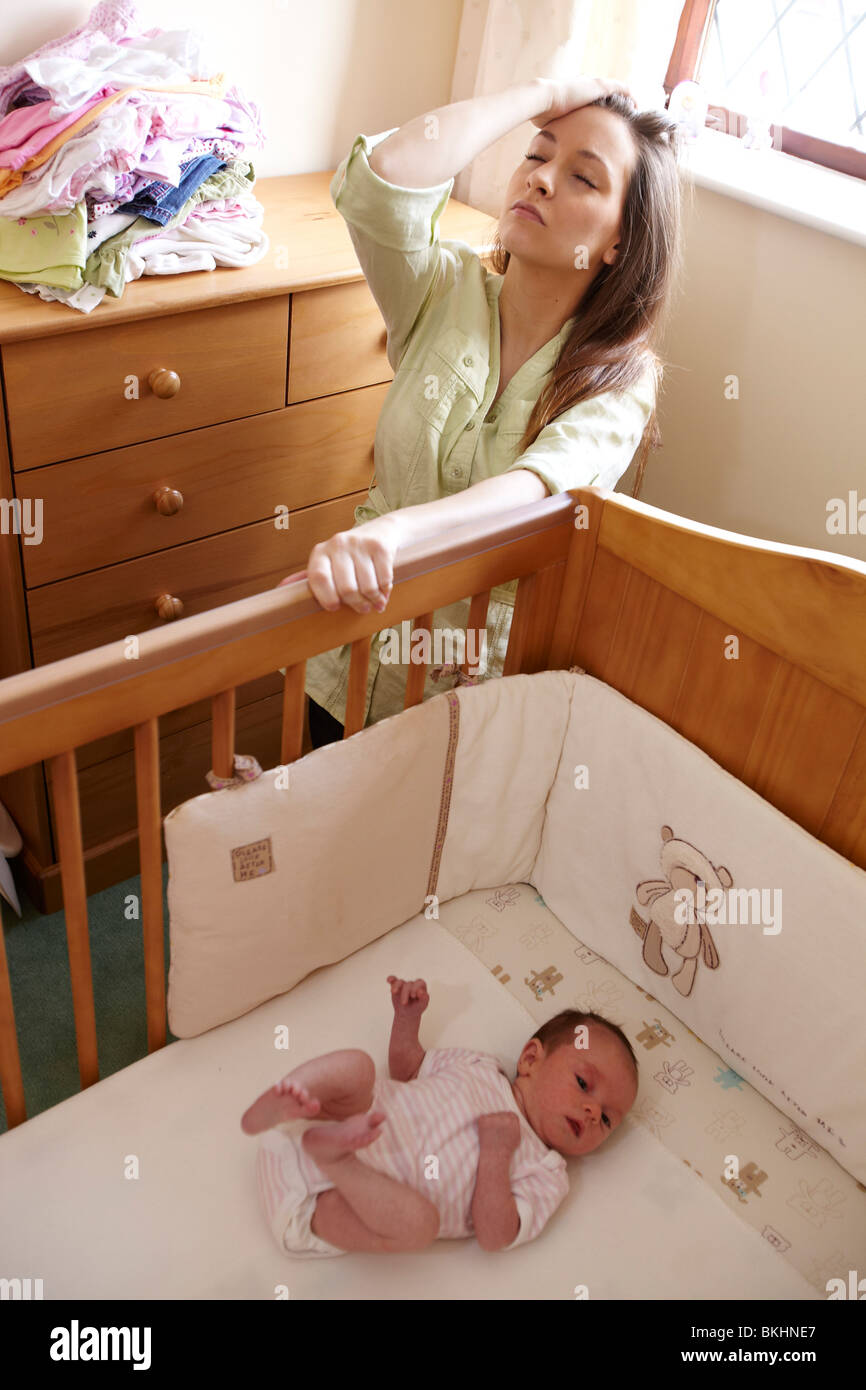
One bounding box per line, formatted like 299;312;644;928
477;1112;521;1155
387;976;429;1019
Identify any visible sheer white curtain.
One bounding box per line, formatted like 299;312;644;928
450;0;684;215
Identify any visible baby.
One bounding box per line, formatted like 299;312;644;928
242;976;639;1257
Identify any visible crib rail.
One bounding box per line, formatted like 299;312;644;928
2;484;865;1131
0;491;575;775
0;487;582;1129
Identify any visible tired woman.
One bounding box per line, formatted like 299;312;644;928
280;75;683;746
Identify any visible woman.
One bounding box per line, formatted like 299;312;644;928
281;75;683;747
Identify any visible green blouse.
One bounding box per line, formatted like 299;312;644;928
303;129;656;727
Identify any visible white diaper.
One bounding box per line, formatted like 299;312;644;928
255;1127;345;1259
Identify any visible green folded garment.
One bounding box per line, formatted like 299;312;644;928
84;160;257;298
0;202;87;290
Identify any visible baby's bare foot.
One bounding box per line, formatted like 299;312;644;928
240;1077;322;1135
301;1111;386;1164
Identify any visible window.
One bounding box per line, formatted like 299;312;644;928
665;1;866;180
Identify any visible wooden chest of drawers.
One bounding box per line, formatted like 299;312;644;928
0;170;492;912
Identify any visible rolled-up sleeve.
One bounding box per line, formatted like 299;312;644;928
503;367;657;497
330;130;456;372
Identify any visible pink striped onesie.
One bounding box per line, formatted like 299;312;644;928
256;1047;569;1257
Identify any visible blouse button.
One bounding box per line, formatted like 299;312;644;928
463;355;473;367
464;420;475;431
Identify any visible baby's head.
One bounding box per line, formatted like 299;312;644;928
510;1010;639;1158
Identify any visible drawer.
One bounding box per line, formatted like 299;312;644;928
18;384;386;587
288;280;393;403
28;491;365;666
4;296;289;470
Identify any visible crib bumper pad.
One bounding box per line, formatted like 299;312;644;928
438;881;866;1299
164;669;866;1195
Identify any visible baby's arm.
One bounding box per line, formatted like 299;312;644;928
387;976;428;1081
471;1113;521;1252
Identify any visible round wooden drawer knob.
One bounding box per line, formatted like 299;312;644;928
153;486;184;515
148;368;181;399
155;594;184;621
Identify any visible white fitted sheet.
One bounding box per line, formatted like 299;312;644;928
0;900;822;1300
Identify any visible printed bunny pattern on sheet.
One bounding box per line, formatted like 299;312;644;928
435;880;866;1296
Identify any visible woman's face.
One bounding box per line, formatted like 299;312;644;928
501;104;638;283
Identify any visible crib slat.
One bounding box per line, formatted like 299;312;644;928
570;546;622;677
503;563;567;676
344;637;371;737
0;899;26;1128
820;717;866;866
211;689;236;780
741;663;865;840
548;491;604;670
280;662;306;763
404;612;434;709
462;591;490;676
50;750;99;1091
134;719;167;1054
666;608;777;772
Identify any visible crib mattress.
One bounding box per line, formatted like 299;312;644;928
0;885;831;1300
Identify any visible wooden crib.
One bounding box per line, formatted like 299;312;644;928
1;483;865;1133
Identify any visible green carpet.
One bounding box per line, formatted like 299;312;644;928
0;864;177;1135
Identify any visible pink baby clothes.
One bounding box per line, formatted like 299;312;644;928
287;1047;569;1249
0;96;151;216
138;92;238;144
184;135;245;161
0;1;144;116
219;84;267;150
186;195;256;221
0;0;214;116
0;92;111;169
135;129;245;185
86;169;145;216
0;86;243;216
85;137;242;217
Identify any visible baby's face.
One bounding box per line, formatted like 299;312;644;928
511;1027;638;1158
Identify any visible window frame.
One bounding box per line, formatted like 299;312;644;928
665;0;866;182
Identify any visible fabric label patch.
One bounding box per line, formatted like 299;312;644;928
231;837;274;882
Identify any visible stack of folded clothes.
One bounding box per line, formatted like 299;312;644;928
0;0;268;312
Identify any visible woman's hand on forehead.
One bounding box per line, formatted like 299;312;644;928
531;75;637;128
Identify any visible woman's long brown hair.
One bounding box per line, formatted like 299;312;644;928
489;92;687;497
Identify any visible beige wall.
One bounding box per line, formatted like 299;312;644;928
623;182;866;564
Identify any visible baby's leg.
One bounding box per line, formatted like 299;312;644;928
241;1049;375;1134
304;1115;440;1250
311;1189;435;1254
